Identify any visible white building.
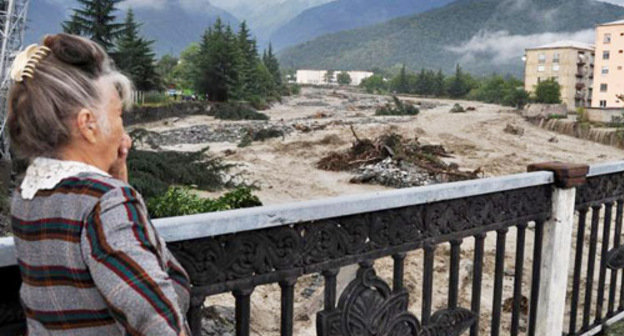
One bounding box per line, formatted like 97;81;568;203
296;70;374;86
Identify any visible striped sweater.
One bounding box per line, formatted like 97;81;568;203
11;172;191;335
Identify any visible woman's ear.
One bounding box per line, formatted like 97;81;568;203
75;108;98;144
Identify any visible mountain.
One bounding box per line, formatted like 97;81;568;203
25;0;238;56
210;0;333;46
278;0;624;76
269;0;456;51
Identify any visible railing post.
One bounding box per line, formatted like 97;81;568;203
527;162;589;336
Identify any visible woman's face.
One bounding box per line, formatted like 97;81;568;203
96;80;126;170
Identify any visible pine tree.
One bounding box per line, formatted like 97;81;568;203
236;21;260;99
263;43;282;87
62;0;125;52
195;19;241;101
115;9;160;91
433;70;445;97
447;64;470;98
393;64;410;93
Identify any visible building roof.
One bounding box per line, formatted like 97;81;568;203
526;40;595;51
600;19;624;26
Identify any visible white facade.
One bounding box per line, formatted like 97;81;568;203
296;70;373;86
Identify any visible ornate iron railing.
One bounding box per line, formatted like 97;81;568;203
1;161;622;336
566;162;624;336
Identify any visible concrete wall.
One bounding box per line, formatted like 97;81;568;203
586;108;624;123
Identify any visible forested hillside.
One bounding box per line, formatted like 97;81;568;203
278;0;624;75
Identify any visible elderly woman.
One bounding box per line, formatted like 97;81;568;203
7;34;190;335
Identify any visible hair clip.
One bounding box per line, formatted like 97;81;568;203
10;44;51;82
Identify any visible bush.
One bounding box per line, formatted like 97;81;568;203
247;95;269;110
142;91;171;105
147;186;262;218
577;107;589;123
209;102;269;120
375;96;420;116
127;147;234;200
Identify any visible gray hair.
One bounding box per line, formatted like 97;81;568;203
7;33;133;159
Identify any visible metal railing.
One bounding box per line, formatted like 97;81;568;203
0;161;623;335
566;161;624;336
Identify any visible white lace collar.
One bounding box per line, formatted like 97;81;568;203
20;157;111;200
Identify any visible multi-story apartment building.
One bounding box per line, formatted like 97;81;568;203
524;41;595;110
592;20;624;108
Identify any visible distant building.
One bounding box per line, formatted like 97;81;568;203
592;20;624;108
524;41;595;110
296;70;373;86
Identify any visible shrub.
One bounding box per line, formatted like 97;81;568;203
209;102;269;120
247;95;269;110
375;96;420;116
127;147;234;200
147;186;262;218
142;91;171;105
577;107;589;123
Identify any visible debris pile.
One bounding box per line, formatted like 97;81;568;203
504;124;525;136
317;127;480;188
375;96;419;116
450;103;466;113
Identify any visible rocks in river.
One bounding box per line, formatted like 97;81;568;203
202;305;235;336
350;157;440;188
142;123;295;146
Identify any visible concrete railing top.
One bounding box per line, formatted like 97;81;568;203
587;160;624;177
1;160;622;268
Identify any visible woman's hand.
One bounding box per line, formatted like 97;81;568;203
109;133;132;183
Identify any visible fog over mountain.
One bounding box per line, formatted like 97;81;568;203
278;0;624;76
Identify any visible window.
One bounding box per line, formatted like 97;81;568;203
605;33;612;44
600;100;607;107
620;50;623;54
552;64;560;71
601;83;608;92
551;76;558;82
538;53;546;63
602;66;609;75
537;65;545;72
537;77;541;83
553;53;560;63
604;50;610;60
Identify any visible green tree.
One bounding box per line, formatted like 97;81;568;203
391;64;410;93
262;43;282;87
62;0;125;52
446;64;472;98
156;54;179;89
432;70;446;97
324;70;335;84
235;21;258;99
170;43;200;92
337;72;352;85
359;74;387;93
195;19;241;101
115;9;160;91
534;78;562;104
